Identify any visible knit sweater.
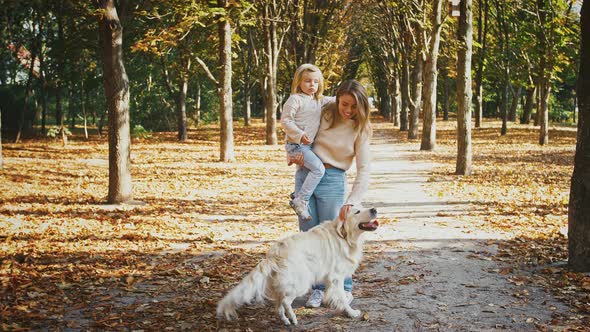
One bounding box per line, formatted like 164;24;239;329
280;93;335;144
312;103;371;206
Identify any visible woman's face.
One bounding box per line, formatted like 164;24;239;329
338;93;358;120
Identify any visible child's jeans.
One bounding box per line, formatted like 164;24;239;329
286;143;325;201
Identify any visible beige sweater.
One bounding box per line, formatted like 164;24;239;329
313;104;371;206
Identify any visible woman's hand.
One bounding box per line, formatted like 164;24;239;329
288;152;304;166
339;204;352;221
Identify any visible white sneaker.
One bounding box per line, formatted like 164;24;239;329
289;197;312;221
345;291;353;305
306;289;324;308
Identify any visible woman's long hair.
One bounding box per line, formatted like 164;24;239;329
323;80;372;137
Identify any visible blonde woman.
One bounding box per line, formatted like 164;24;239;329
280;64;335;220
290;79;372;308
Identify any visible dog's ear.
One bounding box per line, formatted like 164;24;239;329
336;220;347;239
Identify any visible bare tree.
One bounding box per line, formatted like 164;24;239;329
218;0;235;161
456;0;473;175
474;0;489;128
96;0;133;203
420;0;445;151
0;107;3;170
537;0;552;145
568;0;590;272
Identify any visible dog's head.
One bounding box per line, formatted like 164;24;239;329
336;207;379;246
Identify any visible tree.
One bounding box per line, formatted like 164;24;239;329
218;0;235;162
537;0;551;145
568;0;590;272
258;0;285;146
420;0;445;151
0;106;3;170
474;0;489;128
95;0;133;204
492;0;513;136
456;0;473;175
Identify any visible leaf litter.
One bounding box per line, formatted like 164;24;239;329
1;118;588;331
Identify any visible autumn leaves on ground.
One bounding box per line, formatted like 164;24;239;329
1;115;588;331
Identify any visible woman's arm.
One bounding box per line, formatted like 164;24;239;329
345;132;371;206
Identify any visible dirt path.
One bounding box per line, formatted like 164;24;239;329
284;136;571;331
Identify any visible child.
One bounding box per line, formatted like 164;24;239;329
280;64;334;220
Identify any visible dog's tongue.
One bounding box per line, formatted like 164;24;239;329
366;219;379;228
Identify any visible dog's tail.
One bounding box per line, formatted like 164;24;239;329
216;258;275;320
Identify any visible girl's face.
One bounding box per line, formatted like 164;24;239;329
338;93;358;120
299;71;321;96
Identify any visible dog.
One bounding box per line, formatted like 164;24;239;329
216;207;379;325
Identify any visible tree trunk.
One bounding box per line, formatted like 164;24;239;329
196;83;201;126
177;57;190;141
16;52;37;144
391;78;399;127
456;0;473;175
69;88;76;130
538;0;550;145
443;77;450;121
0;107;3;170
420;0;444;151
500;72;509;135
81;78;88;139
39;32;47;136
245;89;252;127
218;0;235;161
177;75;188;141
263;2;278;145
509;85;521;122
539;77;550;145
409;48;423;140
521;86;535;124
56;5;67;146
400;53;410;131
534;81;541;126
96;0;133;204
474;0;488;129
573;93;577;123
568;0;590;272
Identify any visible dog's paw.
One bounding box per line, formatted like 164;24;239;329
346;309;361;318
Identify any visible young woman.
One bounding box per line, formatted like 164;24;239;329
289;79;372;308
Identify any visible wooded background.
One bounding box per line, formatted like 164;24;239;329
1;0;588;269
0;0;580;145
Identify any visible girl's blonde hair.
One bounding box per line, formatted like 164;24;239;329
291;63;325;100
324;80;372;137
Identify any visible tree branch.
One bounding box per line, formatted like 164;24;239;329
195;56;219;86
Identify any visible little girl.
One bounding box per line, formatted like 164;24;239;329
280;64;334;220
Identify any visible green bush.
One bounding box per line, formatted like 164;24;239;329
46;126;72;139
131;124;152;139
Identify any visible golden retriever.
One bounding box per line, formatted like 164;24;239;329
216;207;379;325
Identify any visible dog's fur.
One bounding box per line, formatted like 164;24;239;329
216;207;379;325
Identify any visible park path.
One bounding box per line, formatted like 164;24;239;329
290;133;570;331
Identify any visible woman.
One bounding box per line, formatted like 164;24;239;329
290;79;372;308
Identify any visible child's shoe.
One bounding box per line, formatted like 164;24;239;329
289;197;312;221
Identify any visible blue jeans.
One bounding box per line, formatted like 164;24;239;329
286;143;325;201
295;166;353;292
